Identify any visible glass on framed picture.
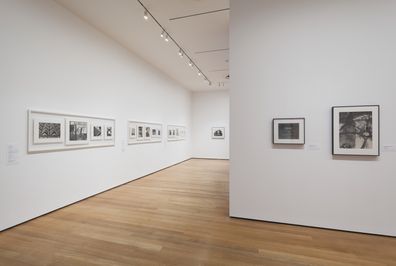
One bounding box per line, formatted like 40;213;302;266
332;105;379;156
212;127;225;139
272;118;305;145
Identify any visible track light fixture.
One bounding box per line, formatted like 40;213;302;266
136;0;212;86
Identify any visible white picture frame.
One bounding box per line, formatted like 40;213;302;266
28;110;115;153
212;127;225;139
33;118;64;144
128;121;162;144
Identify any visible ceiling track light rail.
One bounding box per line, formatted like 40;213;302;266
137;0;212;86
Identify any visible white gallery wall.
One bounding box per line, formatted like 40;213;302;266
230;0;396;236
0;0;192;231
192;91;230;159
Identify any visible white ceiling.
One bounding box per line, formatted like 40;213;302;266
55;0;230;91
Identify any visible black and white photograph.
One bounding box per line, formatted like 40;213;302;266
91;124;103;141
40;122;61;139
138;125;144;140
151;126;162;139
129;126;137;139
65;119;89;145
104;125;114;140
69;121;88;141
273;118;305;145
212;127;225;139
33;118;64;144
145;126;151;140
332;105;380;156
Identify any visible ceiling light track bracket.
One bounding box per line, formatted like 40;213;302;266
137;0;212;86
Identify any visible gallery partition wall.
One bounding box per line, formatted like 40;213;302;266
229;0;396;236
0;0;192;231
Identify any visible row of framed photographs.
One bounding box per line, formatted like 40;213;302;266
28;110;115;153
128;122;187;144
128;121;163;144
28;110;188;152
272;105;380;156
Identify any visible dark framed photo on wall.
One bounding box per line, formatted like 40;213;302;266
332;105;380;156
212;127;225;139
272;118;305;145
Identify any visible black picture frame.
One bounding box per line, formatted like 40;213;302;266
272;118;305;145
332;105;380;156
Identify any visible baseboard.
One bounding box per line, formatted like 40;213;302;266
191;157;229;160
229;215;396;238
0;158;192;232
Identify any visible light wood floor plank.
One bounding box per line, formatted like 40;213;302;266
0;159;395;265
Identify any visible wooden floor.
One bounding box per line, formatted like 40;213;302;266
1;159;395;266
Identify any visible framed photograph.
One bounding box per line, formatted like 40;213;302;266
137;125;144;140
151;125;162;139
152;127;157;137
103;125;114;140
273;118;305;145
212;127;225;139
91;124;103;141
129;125;137;139
332;105;379;156
66;118;89;145
144;125;152;140
33;118;64;144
